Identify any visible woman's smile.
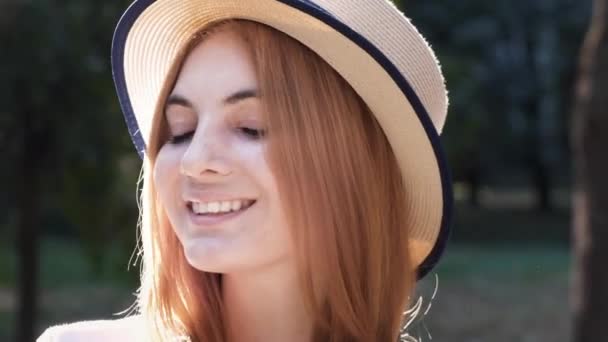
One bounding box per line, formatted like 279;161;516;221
186;199;257;228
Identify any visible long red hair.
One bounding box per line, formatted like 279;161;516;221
137;19;416;342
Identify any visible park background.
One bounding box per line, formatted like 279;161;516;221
1;0;606;341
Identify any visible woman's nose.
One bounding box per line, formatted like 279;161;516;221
179;123;232;180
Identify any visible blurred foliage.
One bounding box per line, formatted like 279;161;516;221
0;0;591;277
0;0;139;276
398;0;590;187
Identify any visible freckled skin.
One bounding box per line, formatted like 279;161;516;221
153;30;293;273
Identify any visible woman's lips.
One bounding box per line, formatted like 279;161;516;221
187;200;256;228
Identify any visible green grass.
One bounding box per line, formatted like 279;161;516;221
39;239;94;289
452;204;571;243
1;238;138;340
412;243;571;342
1;237;137;290
435;242;570;281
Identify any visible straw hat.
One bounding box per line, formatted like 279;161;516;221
111;0;453;280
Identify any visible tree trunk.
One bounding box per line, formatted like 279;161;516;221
13;74;53;342
15;108;43;342
571;0;608;341
466;163;482;207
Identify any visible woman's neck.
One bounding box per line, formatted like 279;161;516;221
221;260;313;342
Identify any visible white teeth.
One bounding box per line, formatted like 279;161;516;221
208;202;220;213
193;202;207;214
191;199;253;215
220;201;231;212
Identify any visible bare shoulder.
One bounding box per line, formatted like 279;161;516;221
37;315;148;342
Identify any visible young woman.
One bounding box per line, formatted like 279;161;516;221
38;1;452;341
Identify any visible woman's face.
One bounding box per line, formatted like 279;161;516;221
153;29;292;273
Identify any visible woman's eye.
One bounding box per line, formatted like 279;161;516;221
239;127;266;139
168;131;194;144
167;127;265;144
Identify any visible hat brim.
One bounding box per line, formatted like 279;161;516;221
111;0;453;280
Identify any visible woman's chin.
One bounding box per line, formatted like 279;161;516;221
182;243;225;272
180;241;244;273
183;245;287;275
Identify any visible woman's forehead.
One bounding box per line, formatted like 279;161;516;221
171;30;258;106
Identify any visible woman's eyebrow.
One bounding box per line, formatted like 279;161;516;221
165;88;259;110
166;94;193;109
223;88;259;106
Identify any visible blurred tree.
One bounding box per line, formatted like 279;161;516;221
1;1;136;341
571;0;608;340
400;0;589;209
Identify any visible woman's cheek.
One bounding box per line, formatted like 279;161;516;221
153;146;182;198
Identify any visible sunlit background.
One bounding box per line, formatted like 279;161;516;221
2;0;605;341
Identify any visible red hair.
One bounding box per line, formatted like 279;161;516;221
138;20;416;342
